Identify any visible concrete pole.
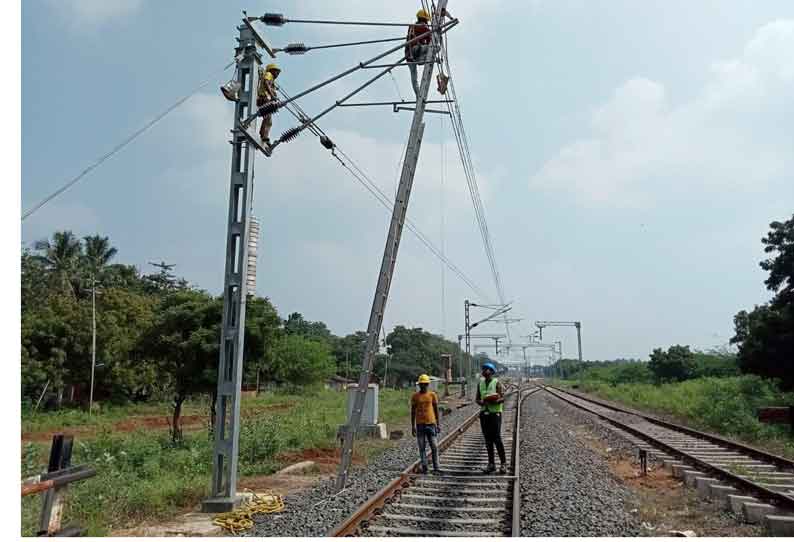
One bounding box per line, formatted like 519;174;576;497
576;322;583;362
89;279;96;415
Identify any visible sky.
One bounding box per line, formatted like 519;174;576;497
20;1;794;364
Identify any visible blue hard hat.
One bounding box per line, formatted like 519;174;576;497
481;362;496;372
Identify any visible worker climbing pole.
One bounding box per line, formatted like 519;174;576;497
335;0;452;492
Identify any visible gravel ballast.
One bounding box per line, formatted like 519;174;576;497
250;402;480;537
519;391;640;536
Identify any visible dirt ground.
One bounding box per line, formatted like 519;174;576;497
568;421;764;537
21;403;293;443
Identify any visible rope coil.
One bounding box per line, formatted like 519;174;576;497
212;491;285;535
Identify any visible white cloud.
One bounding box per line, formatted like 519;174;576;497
49;0;142;29
530;19;794;207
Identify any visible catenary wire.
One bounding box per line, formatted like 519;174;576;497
22;59;237;221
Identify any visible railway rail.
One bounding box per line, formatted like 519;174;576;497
543;385;794;519
329;383;538;537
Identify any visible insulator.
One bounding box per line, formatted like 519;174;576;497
284;43;308;55
258;100;281;116
320;135;335;150
261;13;285;26
280;126;304;143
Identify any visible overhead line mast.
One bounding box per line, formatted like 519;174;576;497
335;0;452;491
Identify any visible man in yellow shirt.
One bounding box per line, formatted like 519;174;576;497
411;374;441;474
257;63;281;152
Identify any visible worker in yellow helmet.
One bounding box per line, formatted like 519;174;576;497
405;9;432;96
411;373;441;474
256;63;281;152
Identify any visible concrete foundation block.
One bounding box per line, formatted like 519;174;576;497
708;484;737;503
695;477;720;499
664;460;684;472
729;495;758;515
742;502;780;524
764;515;794;536
683;470;705;487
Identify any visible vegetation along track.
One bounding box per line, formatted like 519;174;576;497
329;384;538;537
544;385;794;518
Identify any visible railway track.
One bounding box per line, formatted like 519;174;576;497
329;384;538;537
544;385;794;527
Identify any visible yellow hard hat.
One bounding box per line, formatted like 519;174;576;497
265;63;281;73
416;9;430;21
417;374;431;384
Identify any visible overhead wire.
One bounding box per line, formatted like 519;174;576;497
276;86;489;300
22;59;237;221
435;23;513;340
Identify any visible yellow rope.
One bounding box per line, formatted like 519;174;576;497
212;491;285;535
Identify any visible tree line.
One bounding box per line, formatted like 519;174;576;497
21;230;470;435
551;214;794;390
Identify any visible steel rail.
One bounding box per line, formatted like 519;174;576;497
328;387;521;537
543;386;794;511
550;385;794;471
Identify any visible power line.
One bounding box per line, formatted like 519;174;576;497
276;86;489;300
22;60;236;222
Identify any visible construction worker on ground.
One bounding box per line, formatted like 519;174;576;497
257;63;280;152
476;362;507;474
411;374;441;474
405;9;432;97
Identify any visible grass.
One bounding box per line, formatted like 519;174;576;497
559;375;794;460
21;387;413;536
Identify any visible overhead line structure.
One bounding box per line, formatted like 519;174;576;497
535;321;583;361
335;0;452;492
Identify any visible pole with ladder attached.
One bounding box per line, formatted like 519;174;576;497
203;22;261;512
335;1;449;491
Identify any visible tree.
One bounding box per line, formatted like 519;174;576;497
271;334;335;387
138;290;221;441
732;215;794;390
760;214;794;305
81;235;118;288
33;230;83;297
648;345;696;383
243;296;282;393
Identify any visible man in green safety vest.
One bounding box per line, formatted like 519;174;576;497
476;361;507;474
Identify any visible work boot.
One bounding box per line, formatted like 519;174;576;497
499;464;507;475
482;463;496;474
431;468;442;475
262;139;272;157
420;465;428;475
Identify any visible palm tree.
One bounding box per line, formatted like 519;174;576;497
82;235;118;281
33;231;83;297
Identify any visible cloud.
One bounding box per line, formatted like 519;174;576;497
48;0;142;29
530;19;794;207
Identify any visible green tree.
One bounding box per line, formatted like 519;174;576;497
81;235;118;290
138;290;221;441
33;230;83;297
243;296;282;392
271;334;335;386
732;214;794;389
648;345;696;383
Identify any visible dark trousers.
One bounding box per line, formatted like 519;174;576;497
480;412;506;465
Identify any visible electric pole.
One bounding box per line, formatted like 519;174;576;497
203;20;262;512
335;1;449;492
89;278;97;414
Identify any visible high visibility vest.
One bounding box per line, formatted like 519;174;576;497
479;378;503;414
